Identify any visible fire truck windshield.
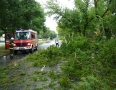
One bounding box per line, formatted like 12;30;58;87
15;32;30;40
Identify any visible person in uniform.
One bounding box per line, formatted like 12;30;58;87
9;37;14;58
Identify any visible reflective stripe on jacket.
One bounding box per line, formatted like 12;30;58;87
9;40;14;49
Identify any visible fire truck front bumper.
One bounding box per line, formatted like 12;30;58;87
14;46;32;50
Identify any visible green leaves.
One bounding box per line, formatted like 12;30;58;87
27;45;62;67
46;0;116;39
0;0;45;33
60;35;116;89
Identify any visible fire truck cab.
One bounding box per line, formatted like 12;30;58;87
14;29;38;54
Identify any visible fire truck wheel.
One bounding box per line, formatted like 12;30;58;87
35;45;38;51
14;50;17;55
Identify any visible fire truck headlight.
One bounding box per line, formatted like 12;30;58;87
27;43;31;45
14;44;16;46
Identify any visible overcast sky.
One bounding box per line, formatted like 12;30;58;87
35;0;74;33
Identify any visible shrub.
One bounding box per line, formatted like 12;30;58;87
27;45;62;67
61;36;116;89
77;75;109;90
60;34;90;56
58;74;72;88
95;38;116;88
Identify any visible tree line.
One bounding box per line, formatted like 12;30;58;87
0;0;57;46
43;0;116;89
46;0;116;40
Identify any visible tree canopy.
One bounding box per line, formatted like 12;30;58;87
0;0;45;34
46;0;116;39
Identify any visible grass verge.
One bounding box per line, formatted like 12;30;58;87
38;40;51;45
0;46;9;57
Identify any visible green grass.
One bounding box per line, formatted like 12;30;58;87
0;45;9;57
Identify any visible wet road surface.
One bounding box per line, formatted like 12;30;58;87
38;39;58;50
0;42;5;46
0;40;63;90
0;40;61;67
0;53;27;67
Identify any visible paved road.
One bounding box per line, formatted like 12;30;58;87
0;40;61;67
38;39;61;50
0;42;5;46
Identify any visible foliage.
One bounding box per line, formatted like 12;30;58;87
96;38;116;88
0;0;46;50
60;36;116;89
58;74;72;88
49;30;57;40
46;0;116;38
76;75;109;90
27;45;62;67
0;36;116;89
60;34;90;56
0;64;25;88
58;9;81;34
0;0;116;89
41;27;57;39
0;0;45;33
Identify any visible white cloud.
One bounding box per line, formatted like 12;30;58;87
45;16;57;30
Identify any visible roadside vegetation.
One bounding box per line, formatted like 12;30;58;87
0;0;57;49
38;39;51;45
0;0;116;90
0;35;116;89
0;46;9;57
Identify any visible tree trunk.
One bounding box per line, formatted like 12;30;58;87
4;30;7;50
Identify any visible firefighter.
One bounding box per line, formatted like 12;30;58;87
9;37;14;58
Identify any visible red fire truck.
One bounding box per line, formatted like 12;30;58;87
13;29;38;54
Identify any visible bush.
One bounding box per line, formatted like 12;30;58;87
95;38;116;88
61;36;116;89
27;45;62;67
77;75;109;90
60;34;90;56
58;74;72;88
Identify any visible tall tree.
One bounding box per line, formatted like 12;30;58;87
46;0;116;38
0;0;45;49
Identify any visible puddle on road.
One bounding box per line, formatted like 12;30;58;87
0;52;66;89
19;61;63;90
0;42;67;89
0;60;64;90
0;53;27;67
